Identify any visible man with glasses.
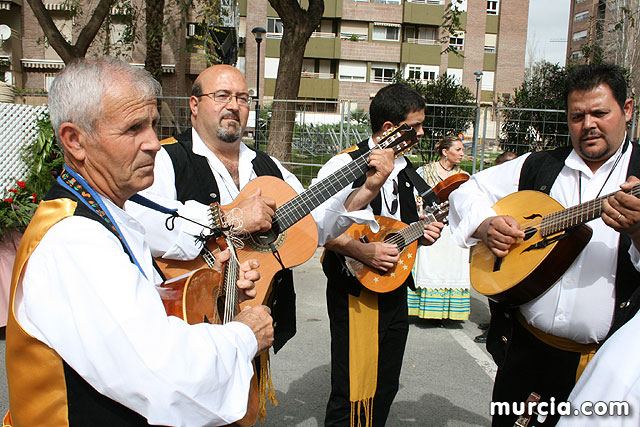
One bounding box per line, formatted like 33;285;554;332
315;83;444;427
126;64;306;354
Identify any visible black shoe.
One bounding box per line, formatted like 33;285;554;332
474;331;488;343
478;323;490;330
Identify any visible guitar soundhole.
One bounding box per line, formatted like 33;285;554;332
523;227;537;241
384;232;405;250
247;229;287;253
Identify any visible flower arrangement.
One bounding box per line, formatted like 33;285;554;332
0;114;64;239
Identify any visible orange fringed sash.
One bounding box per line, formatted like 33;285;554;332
348;289;379;427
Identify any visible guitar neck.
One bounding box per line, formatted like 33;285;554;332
395;205;448;249
541;183;640;235
273;150;371;231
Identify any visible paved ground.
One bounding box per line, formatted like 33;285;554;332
0;248;496;426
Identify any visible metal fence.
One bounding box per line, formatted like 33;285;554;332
6;95;640;189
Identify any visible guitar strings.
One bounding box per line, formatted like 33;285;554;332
470;184;640;258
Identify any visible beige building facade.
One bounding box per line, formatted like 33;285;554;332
237;0;530;105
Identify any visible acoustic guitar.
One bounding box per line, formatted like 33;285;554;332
156;124;419;308
155;206;259;427
342;173;468;293
470;185;640;307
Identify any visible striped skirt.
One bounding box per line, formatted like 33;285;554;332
407;288;470;320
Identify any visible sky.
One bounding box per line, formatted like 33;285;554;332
526;0;572;67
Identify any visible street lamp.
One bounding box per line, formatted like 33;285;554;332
471;71;483;174
252;27;266;150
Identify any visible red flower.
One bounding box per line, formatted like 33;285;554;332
32;193;37;202
17;181;26;189
4;198;13;203
8;189;17;194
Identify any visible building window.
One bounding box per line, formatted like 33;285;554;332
267;18;284;37
408;65;436;82
572;30;588;41
405;26;437;44
450;34;464;50
487;0;499;14
571;51;584;60
339;60;367;81
574;11;589;22
373;0;401;3
373;24;400;41
576;0;585;3
371;64;397;83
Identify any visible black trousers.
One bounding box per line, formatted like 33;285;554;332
325;283;409;427
490;318;581;427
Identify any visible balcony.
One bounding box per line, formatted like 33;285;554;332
403;1;446;26
266;33;341;59
401;41;442;65
264;76;339;99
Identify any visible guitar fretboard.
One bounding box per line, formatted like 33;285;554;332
383;204;449;249
541;183;640;235
272;126;415;232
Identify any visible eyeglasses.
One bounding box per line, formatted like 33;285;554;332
382;179;398;215
200;90;252;107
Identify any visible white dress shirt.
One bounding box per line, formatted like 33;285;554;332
312;137;409;234
557;308;640;426
125;128;347;258
449;139;640;343
16;195;257;426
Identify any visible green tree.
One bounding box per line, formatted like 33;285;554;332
499;61;569;155
394;73;476;161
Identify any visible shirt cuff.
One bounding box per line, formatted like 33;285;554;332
226;321;259;361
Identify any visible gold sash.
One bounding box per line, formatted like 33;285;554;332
348;289;379;427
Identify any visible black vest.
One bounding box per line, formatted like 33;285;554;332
488;141;640;365
44;182;154;426
163;129;283;205
163;129;296;353
322;140;422;295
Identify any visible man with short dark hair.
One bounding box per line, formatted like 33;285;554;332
449;63;640;426
317;83;444;426
6;57;272;426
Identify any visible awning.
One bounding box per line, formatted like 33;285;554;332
130;63;176;74
44;2;71;11
373;22;401;28
21;59;65;69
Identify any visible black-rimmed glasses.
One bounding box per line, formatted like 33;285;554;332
200;90;252;107
382;179;398;215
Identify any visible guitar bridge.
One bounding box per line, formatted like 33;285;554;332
522;232;568;253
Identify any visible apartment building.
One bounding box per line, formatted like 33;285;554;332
565;0;604;62
0;0;238;97
238;0;529;105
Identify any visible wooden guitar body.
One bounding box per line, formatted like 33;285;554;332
156;175;319;310
470;190;592;307
345;216;418;293
155;269;259;427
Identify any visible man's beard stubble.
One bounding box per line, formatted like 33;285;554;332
217;112;243;143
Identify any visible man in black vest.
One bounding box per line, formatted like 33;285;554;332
6;57;273;426
317;84;444;427
127;64;325;353
449;63;640;426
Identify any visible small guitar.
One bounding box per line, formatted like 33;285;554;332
344;204;449;293
155;206;259;427
342;173;468;293
470;184;640;307
156;124;419;308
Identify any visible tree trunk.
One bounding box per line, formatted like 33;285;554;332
26;0;115;63
144;0;166;84
266;0;324;164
